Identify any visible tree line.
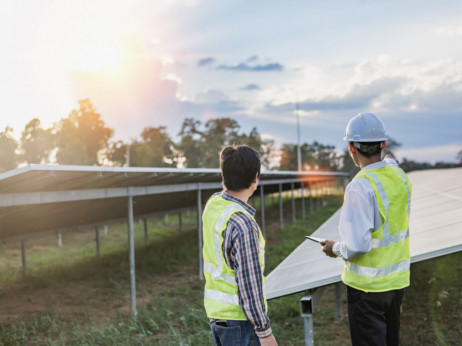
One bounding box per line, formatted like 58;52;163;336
0;99;460;173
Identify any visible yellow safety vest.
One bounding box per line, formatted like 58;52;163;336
342;165;412;292
202;193;266;320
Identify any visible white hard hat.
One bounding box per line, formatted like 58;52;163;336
344;112;388;142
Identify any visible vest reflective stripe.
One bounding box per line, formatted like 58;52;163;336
392;167;411;219
370;228;409;248
346;258;410;277
203;262;237;286
360;171;390;238
205;289;240;306
212;203;247;284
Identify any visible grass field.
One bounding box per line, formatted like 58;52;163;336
0;194;461;345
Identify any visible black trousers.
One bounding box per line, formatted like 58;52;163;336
347;286;405;346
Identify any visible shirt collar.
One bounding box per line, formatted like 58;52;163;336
360;159;388;171
221;190;256;216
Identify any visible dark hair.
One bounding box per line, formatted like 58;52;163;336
220;145;261;191
351;141;383;158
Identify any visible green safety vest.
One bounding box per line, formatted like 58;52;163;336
342;165;412;292
202;193;267;320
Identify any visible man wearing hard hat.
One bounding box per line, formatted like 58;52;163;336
320;113;412;346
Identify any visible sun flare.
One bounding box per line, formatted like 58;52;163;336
72;34;124;73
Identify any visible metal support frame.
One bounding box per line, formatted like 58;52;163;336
316;182;320;210
260;186;266;238
143;218;148;244
301;182;306;219
300;296;314;346
96;227;100;257
127;194;137;318
300;287;326;346
278;184;283;230
197;184;203;279
21;241;26;278
309;182;313;213
291;182;296;223
58;233;62;246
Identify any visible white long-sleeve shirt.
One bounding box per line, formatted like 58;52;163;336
333;157;399;261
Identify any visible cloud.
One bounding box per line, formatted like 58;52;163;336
195;89;229;103
247;55;258;62
240;84;260;91
434;26;462;36
217;62;283;72
197;57;215;67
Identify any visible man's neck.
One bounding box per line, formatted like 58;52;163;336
225;189;251;204
359;155;382;169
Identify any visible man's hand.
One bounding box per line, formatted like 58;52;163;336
259;334;278;346
320;239;338;258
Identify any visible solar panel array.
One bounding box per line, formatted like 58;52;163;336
265;167;462;299
0;164;346;242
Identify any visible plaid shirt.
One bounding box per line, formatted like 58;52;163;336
219;191;272;338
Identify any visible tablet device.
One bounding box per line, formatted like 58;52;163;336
305;235;325;243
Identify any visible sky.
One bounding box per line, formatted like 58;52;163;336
1;0;462;164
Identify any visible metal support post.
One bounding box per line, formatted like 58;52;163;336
179;211;183;232
300;287;325;346
335;282;343;320
104;225;108;235
316;182;320;210
300;296;314;346
96;227;100;258
21;241;27;278
58;233;62;247
309;182;313;213
260;186;266;238
291;182;296;223
279;184;283;230
127;194;137;318
197;184;204;279
143;218;148;244
301;182;306;219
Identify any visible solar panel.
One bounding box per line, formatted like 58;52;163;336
0;164;347;242
265;167;462;300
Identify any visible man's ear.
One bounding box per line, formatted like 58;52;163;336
253;173;259;184
382;141;387;150
349;142;356;153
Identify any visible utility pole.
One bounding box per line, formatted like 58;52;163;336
296;96;302;172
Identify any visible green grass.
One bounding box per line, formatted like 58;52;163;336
0;195;461;345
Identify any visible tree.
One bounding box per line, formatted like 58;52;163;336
457;150;462;167
200;118;241;168
129;126;175;167
55;99;113;165
279;141;340;171
20;118;54;164
176;118;203;168
177;118;274;169
0;127;18;172
239;127;275;170
105;140;128;166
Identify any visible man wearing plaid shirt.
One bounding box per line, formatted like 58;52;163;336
202;145;277;346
